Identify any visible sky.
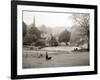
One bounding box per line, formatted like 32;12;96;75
23;11;74;28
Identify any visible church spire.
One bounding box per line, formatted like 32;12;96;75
33;16;35;27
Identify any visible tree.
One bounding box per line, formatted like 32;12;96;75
49;34;58;46
23;22;27;38
38;24;47;33
23;25;41;45
28;26;41;39
72;14;90;50
23;33;37;45
70;26;82;45
58;29;71;45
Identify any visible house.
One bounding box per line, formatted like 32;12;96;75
40;32;51;46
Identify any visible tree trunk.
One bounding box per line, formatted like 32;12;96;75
87;31;90;51
87;41;89;51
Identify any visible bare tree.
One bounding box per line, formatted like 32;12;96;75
72;14;90;50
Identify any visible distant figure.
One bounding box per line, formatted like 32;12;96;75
74;48;78;51
39;53;43;57
37;53;43;58
45;52;52;60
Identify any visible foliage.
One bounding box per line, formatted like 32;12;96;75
28;26;41;39
58;29;71;45
70;26;82;44
23;33;37;45
23;24;41;45
23;22;27;38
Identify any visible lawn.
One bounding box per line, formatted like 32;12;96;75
22;46;89;68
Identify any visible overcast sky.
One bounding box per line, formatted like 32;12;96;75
23;11;74;28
